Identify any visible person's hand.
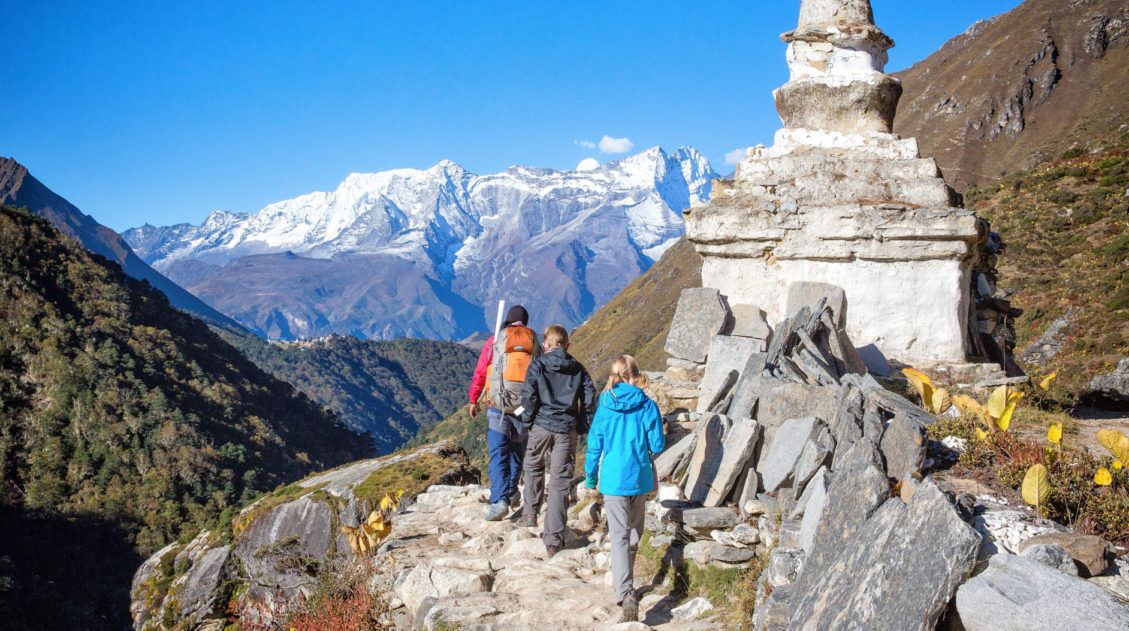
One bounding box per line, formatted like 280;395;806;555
468;401;480;418
581;487;600;502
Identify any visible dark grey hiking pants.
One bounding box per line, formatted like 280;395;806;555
604;493;646;604
522;424;577;547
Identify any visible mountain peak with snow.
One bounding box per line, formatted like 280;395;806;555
124;147;717;341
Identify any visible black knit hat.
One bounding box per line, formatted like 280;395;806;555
505;304;529;326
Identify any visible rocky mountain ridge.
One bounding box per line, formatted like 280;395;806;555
894;0;1129;191
124;147;717;340
0;157;241;330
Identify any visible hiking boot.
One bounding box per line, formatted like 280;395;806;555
518;514;537;528
545;544;561;558
509;494;522;508
484;501;509;521
619;593;638;623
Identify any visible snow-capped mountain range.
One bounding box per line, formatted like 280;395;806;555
125;147;716;340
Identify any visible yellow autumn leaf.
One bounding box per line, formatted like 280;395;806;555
975;427;989;442
996;399;1018;432
987;385;1009;419
1047;423;1063;446
1039;372;1057;390
930;388;953;414
1021;464;1051;507
1115;460;1124;470
380;494;397;512
902;367;935;409
1094;467;1113;486
953;394;985;418
1097;428;1129;464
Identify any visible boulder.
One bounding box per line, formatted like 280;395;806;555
828;381;866;455
789;479;981;631
395;563;494;615
665;288;732;363
1018;532;1113;578
879;415;927;482
752;583;792;631
684;414;729;503
173;545;231;624
711;523;760;548
704;418;763;506
955;553;1129;631
713;544;757;564
679;507;740;530
671;596;714;620
766;548;806;588
757;383;840;434
698;337;764;413
790;440;889;598
654;432;696;481
1020;544;1079;576
1087;358;1129;402
760;417;822;492
730;304;771;340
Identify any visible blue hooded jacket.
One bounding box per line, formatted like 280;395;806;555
585;383;666;496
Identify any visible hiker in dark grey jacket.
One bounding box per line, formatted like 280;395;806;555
519;324;596;556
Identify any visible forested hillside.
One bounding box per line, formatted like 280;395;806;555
0;206;371;628
225;333;478;453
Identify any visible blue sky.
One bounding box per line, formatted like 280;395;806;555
1;1;1023;232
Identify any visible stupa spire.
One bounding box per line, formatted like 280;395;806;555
776;0;900;134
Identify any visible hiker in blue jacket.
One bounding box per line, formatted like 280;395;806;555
584;355;665;623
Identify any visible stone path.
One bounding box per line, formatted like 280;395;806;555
376;483;719;631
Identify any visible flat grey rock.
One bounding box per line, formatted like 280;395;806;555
654;432;697;482
727;353;773;420
790;440;889;599
679;507;740;530
786;282;847;329
789;479;981;631
730;304;772;340
665;287;732;363
760;417;820;492
697;337;764;413
704;418;763;506
684;414;729;503
955;553;1129;631
796;470;829;554
1021;543;1079;576
792;423;834;497
879;415;927;482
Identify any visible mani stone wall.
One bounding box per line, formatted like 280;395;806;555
685;0;981;369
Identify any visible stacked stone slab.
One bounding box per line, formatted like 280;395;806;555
653;287;987;629
684;0;987;371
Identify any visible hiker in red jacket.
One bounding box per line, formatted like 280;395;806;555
468;305;540;521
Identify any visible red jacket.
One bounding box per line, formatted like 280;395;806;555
468;334;496;404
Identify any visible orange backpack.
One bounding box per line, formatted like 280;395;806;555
487;326;540;413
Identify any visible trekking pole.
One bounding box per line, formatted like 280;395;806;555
493;299;506;338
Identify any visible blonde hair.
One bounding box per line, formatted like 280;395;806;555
604;354;649;393
543;324;569;350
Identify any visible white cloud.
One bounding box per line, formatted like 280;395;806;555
724;147;751;165
576;158;600;171
598;135;634;154
574;139;596;150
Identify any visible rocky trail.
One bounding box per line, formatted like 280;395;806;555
377;484;716;631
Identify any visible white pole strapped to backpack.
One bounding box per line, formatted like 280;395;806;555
493;299;506;338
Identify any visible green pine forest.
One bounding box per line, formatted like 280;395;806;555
0;205;374;627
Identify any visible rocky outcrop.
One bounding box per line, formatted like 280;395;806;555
954;554;1129;631
129;441;477;630
1087;358;1129;403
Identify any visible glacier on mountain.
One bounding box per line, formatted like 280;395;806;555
125;146;716;340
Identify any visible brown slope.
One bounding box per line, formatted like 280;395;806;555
894;0;1129;191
